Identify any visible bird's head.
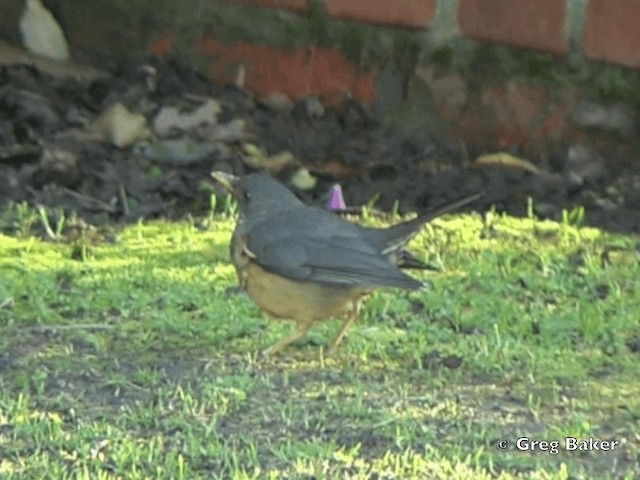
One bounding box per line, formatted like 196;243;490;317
211;171;302;220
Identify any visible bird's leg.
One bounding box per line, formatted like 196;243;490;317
262;321;313;357
326;302;361;356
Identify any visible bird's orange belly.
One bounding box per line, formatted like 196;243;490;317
241;262;368;323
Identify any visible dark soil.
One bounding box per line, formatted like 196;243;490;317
1;58;639;234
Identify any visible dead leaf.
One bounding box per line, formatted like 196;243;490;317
242;144;297;174
19;0;69;61
290;167;317;190
473;153;540;174
92;103;149;148
153;99;221;137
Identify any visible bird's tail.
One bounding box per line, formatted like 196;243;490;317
379;192;483;254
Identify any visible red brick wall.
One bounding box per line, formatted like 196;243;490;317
189;0;639;105
193;0;640;153
221;0;640;68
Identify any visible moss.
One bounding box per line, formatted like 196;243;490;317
440;42;640;103
336;25;367;64
587;65;640;103
305;0;331;45
431;45;455;68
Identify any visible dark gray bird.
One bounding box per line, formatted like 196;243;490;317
212;171;481;356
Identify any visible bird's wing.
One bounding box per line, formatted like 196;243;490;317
245;213;422;290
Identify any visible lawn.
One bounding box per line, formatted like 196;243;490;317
0;202;638;479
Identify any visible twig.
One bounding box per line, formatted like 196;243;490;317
118;182;130;216
62;188;117;213
335;206;393;220
0;297;14;309
18;324;116;332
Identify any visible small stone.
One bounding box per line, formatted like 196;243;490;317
302;96;325;118
260;92;294;114
571;100;637;138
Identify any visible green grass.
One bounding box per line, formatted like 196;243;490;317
0;208;639;479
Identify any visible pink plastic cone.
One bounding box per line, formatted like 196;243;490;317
328;184;346;211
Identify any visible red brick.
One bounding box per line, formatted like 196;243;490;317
482;83;549;147
226;0;307;11
324;0;436;28
431;79;580;153
151;36;175;56
458;0;568;55
584;0;640;67
198;37;376;104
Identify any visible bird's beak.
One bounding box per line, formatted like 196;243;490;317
211;171;239;194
